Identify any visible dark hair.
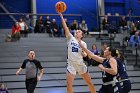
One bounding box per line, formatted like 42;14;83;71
92;44;97;49
13;22;18;28
0;83;2;87
18;17;23;22
28;50;35;53
119;53;124;61
116;50;125;61
108;47;118;57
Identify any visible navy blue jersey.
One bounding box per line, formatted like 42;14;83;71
102;59;117;83
116;58;128;80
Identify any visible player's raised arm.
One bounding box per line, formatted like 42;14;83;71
58;13;70;38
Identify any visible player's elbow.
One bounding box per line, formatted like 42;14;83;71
112;70;117;75
88;53;94;58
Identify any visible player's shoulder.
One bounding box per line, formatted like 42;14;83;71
81;40;86;43
67;34;74;42
81;40;86;45
24;59;29;62
33;59;40;63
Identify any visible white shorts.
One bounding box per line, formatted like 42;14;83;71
66;62;88;75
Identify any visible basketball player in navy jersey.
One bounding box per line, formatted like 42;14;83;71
78;43;122;93
116;50;131;93
58;12;96;93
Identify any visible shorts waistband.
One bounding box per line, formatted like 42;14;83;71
103;80;118;85
119;79;129;82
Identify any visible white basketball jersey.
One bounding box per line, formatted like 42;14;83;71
19;22;25;30
67;34;87;64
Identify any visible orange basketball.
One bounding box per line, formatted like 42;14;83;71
55;1;66;13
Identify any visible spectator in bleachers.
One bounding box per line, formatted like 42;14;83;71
50;18;59;37
88;44;100;66
90;44;100;55
79;20;89;36
119;16;127;33
129;31;140;48
34;16;45;33
102;16;110;30
59;18;70;37
130;22;137;35
70;20;79;30
11;22;21;41
24;14;34;33
100;43;108;57
0;83;9;93
44;15;51;33
18;17;28;37
70;20;79;35
16;50;44;93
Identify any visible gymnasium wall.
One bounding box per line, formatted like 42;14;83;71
0;0;31;29
125;0;140;16
0;0;140;29
36;0;98;31
104;0;140;26
105;0;140;16
0;0;98;30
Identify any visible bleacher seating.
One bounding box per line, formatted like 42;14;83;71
0;29;140;93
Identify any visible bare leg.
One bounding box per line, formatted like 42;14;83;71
66;72;75;93
81;72;96;93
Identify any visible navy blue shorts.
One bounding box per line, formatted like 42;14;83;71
98;82;122;93
120;80;131;93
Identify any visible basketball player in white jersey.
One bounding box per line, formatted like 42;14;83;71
59;13;96;93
